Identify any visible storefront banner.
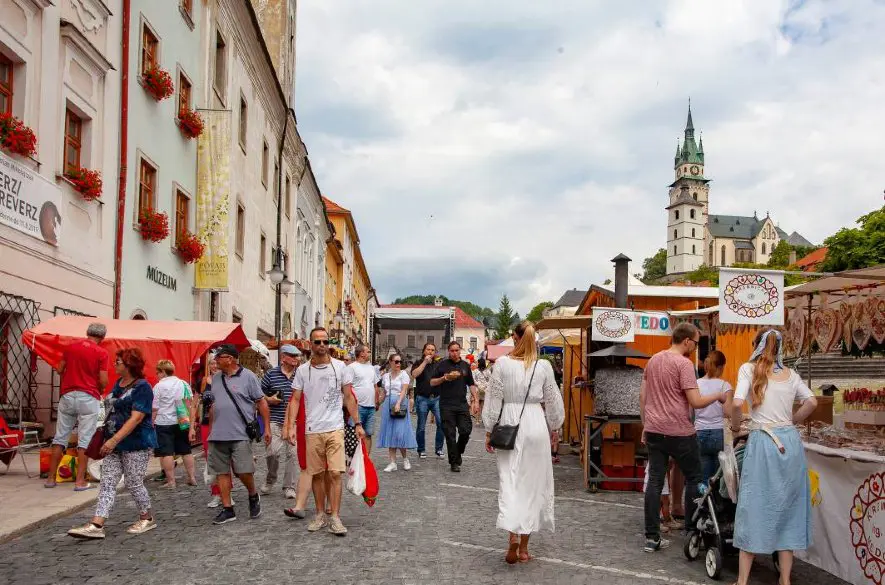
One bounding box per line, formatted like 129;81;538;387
634;312;672;336
195;110;231;290
0;150;62;246
591;308;635;342
797;442;885;585
719;268;784;326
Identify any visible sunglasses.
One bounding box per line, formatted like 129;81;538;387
392;360;401;364
313;339;330;346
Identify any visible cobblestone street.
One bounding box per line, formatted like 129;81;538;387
0;423;848;585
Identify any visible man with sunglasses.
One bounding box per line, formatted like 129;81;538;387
283;327;364;536
639;323;728;553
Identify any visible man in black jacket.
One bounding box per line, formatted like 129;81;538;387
430;341;479;472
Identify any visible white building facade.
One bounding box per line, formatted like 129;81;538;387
292;162;330;339
0;0;120;429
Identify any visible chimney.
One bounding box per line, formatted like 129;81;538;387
611;253;631;309
789;250;797;265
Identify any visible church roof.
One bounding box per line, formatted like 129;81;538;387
734;240;755;250
786;231;815;248
675;104;704;167
666;193;704;209
708;215;766;239
552;289;587;309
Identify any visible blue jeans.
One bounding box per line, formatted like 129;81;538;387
415;395;444;454
696;428;725;485
358;405;376;436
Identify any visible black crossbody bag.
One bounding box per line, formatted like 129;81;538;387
489;362;538;450
386;373;408;418
220;375;261;442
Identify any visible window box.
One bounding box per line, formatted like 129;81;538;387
0;112;37;158
64;167;103;202
138;208;170;242
176;229;204;263
177;108;203;139
140;66;174;101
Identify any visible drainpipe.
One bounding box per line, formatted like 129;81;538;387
113;0;131;318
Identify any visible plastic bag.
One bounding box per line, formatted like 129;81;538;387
176;382;193;430
56;454;77;483
346;439;366;496
362;441;379;507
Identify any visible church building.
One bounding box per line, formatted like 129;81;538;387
665;106;812;275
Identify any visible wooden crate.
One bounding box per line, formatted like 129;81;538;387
601;440;636;467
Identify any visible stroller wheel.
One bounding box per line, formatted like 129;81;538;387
705;547;723;580
683;531;701;560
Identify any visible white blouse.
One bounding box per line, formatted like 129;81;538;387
382;371;411;398
482;357;565;432
734;362;814;426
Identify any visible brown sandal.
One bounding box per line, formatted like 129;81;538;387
505;542;519;564
518;550;533;563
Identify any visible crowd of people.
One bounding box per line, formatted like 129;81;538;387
42;318;817;581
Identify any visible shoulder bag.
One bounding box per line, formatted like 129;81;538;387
220;375;261;442
489;361;539;450
387;373;408;418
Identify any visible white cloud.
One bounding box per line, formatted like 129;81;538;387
295;0;885;313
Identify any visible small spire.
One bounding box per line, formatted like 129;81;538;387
685;99;694;133
698;132;704;153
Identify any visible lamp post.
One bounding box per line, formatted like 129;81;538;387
332;309;345;344
267;247;294;341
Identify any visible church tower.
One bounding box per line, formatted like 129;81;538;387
665;104;710;275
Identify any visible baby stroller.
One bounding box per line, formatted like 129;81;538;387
684;436;780;579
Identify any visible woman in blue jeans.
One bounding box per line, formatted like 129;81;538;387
693;350;731;484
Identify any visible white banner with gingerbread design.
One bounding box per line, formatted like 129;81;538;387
591;308;635;343
719;268;785;326
797;442;885;585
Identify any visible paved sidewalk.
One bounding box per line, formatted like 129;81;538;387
0;424;849;585
0;451;162;543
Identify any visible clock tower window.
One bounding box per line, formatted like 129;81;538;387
675;210;679;220
673;229;677;240
690;209;695;219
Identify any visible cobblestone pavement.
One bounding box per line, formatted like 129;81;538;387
0;422;848;585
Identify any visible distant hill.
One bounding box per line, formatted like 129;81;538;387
392;295;495;320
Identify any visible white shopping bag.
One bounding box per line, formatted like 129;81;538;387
346;440;366;496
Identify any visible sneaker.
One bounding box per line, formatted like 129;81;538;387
207;495;222;508
402;459;412;470
284;487;297;499
450;464;461;472
644;537;670;553
436;451;444;458
383;462;397;472
328;515;347;536
249;494;261;519
212;508;237;525
68;523;105;540
307;514;328;532
126;518;157;535
418;452;428;459
284;508;306;519
259;483;272;495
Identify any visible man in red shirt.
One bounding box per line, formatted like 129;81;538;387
45;323;110;490
639;323;728;553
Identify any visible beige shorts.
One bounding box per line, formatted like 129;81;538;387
305;429;346;475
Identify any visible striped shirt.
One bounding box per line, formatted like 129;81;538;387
260;366;295;424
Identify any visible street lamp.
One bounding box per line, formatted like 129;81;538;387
332;309;345;341
268;246;294;341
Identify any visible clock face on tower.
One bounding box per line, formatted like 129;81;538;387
690;165;700;176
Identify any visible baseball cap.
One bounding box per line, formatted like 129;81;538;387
280;344;300;356
215;344;239;359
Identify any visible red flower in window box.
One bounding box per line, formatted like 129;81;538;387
177;108;203;139
138;208;170;242
175;229;204;263
65;167;103;201
0;112;37;158
141;66;175;101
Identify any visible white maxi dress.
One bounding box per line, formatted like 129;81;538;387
482;356;565;535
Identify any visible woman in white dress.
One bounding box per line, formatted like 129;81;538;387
482;322;565;564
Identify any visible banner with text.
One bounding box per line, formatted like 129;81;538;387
797;444;885;585
195;110;231;290
0;150;62;246
719;268;784;326
591;308;635;342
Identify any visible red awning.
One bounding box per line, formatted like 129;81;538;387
21;316;249;390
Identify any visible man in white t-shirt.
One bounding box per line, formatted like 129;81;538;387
283;327;364;536
349;344;380;452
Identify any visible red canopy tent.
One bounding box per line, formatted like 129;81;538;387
21;316;249;391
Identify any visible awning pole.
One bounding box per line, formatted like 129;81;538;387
806;294;813;388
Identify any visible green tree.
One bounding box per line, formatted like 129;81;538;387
526;301;553;323
820;206;885;272
685;264;720;285
494;294;515;339
767;241;818;269
392;294;495;319
641;249;668;283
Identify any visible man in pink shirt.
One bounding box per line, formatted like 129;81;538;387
640;323;728;552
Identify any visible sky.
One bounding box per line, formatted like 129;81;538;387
294;0;885;314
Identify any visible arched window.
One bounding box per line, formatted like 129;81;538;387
762;243;767;254
691;228;696;238
673;229;678;240
721;245;726;266
690;209;696;219
674;246;677;255
693;192;698;200
692;244;696;254
675;210;680;220
709;242;714;265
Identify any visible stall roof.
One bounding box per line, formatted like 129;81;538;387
669;306;721;317
590;283;719;300
785;265;885;297
535;315;592;330
371;306;454;331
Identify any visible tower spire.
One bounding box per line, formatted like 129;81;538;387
685;99;694;134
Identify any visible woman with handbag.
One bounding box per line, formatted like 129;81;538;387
482;322;564;564
68;348;158;539
377;354;418;472
151;359;197;488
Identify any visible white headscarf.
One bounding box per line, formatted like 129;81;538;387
748;329;785;372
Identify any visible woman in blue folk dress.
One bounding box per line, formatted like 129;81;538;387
377;353;417;472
